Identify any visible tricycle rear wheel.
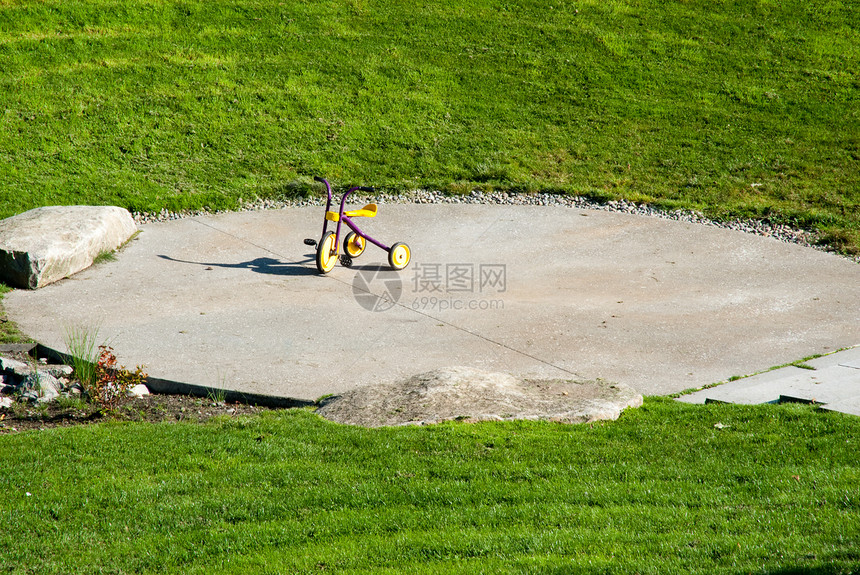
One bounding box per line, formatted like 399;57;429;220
343;232;366;258
388;242;411;271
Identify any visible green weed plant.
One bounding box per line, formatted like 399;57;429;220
63;325;101;390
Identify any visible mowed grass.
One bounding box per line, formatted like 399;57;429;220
1;399;858;573
0;0;858;250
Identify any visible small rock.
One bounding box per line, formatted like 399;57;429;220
0;357;31;377
0;396;13;408
21;372;61;403
45;365;74;379
128;384;150;398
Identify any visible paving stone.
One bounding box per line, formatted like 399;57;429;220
677;347;860;416
0;205;136;289
785;360;860;400
819;398;860;417
807;346;860;370
676;367;813;405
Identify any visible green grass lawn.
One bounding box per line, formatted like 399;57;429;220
1;0;858;251
1;2;858;571
1;399;858;574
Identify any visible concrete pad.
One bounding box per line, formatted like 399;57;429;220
0;206;137;289
4;205;860;402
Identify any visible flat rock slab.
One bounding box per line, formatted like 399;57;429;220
0;206;136;288
677;346;860;416
316;366;643;427
4;205;860;401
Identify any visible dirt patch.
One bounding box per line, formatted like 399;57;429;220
0;346;291;433
317;366;643;427
0;393;279;433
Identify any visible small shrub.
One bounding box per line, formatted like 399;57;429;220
82;346;147;412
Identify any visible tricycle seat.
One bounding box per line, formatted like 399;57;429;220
344;203;378;218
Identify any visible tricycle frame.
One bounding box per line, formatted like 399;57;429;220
307;176;411;274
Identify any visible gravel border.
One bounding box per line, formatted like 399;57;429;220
133;190;859;264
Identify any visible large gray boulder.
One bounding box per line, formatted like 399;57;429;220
0;206;137;289
317;366;644;427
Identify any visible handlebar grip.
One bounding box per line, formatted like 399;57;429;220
314;176;327;183
359;187;375;193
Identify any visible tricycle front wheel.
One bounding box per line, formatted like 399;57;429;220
316;231;338;274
